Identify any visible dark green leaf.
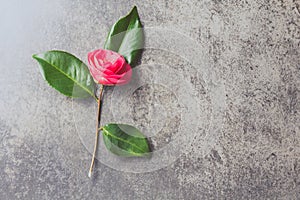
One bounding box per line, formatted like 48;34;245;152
104;6;144;66
32;50;95;98
102;123;150;157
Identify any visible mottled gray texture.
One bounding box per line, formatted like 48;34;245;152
0;0;299;199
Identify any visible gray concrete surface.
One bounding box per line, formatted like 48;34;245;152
0;0;299;199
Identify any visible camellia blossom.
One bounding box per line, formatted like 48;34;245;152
87;49;132;86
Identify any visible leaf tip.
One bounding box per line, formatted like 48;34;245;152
129;5;138;14
32;54;38;59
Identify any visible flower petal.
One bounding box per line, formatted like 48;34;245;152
87;49;132;85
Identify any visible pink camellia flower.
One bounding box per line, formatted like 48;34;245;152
87;49;132;86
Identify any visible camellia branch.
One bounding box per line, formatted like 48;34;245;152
88;84;104;178
33;7;149;179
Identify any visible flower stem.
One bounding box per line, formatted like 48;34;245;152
88;84;104;178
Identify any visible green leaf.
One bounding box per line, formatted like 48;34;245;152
104;6;144;66
102;123;150;157
32;50;95;98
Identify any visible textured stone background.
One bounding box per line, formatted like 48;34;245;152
0;0;299;199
